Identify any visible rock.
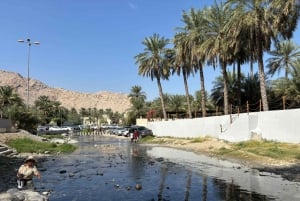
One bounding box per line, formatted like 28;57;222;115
135;183;142;190
0;192;13;201
0;188;48;201
155;157;164;162
59;170;67;174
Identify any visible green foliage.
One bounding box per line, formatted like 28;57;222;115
7;138;76;154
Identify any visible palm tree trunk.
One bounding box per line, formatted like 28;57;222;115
156;77;167;120
183;70;192;118
257;55;269;111
250;59;254;79
256;22;269;111
222;62;229;115
237;61;241;107
199;62;206;117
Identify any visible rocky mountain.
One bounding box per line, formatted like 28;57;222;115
0;70;131;113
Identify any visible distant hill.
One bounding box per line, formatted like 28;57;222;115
0;70;131;113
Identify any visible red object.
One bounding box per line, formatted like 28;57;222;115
133;130;139;139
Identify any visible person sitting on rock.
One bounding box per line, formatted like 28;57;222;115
17;156;41;190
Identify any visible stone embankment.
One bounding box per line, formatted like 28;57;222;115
0;144;16;157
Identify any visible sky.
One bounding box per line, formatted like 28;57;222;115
0;0;299;101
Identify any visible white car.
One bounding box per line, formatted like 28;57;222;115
49;126;64;131
61;126;73;131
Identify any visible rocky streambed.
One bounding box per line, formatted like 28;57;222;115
1;135;300;201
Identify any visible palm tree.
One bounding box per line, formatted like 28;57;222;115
226;0;300;111
173;32;194;118
0;85;23;118
200;2;233;115
128;85;146;100
135;33;172;121
178;8;208;117
34;95;54;124
168;95;186;118
211;71;242;111
267;40;300;79
270;0;300;39
241;73;262;112
128;85;147;119
269;63;300;109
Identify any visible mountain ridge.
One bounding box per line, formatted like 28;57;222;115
0;70;131;113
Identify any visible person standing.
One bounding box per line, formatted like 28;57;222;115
17;156;41;190
133;129;139;143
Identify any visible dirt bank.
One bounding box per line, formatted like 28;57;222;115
144;137;300;182
0;131;44;145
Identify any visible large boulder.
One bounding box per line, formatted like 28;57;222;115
0;188;48;201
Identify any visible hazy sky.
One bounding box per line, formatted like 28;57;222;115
0;0;299;101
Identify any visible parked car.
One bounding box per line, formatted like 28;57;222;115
61;126;73;131
49;126;64;131
37;125;49;132
121;126;132;137
129;126;153;138
113;127;125;136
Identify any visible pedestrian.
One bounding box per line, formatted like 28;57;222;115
17;156;41;190
133;129;139;143
130;131;134;143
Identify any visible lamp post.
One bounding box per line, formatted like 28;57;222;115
18;38;40;109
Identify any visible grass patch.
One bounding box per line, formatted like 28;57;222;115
216;140;300;161
7;138;76;154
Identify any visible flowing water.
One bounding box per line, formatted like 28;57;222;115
34;135;300;201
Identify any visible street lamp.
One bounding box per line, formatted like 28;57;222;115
18;38;40;109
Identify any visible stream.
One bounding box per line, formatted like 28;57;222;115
28;135;300;200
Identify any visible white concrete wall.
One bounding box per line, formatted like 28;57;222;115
147;108;300;143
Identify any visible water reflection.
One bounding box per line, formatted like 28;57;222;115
36;136;299;201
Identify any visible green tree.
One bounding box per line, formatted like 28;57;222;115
226;0;300;111
173;32;194;118
168;95;186;118
178;8;208;117
67;107;81;125
211;72;242;111
267;40;300;79
34;96;55;124
0;86;24;118
200;2;233;115
135;33;172;121
128;85;147;118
